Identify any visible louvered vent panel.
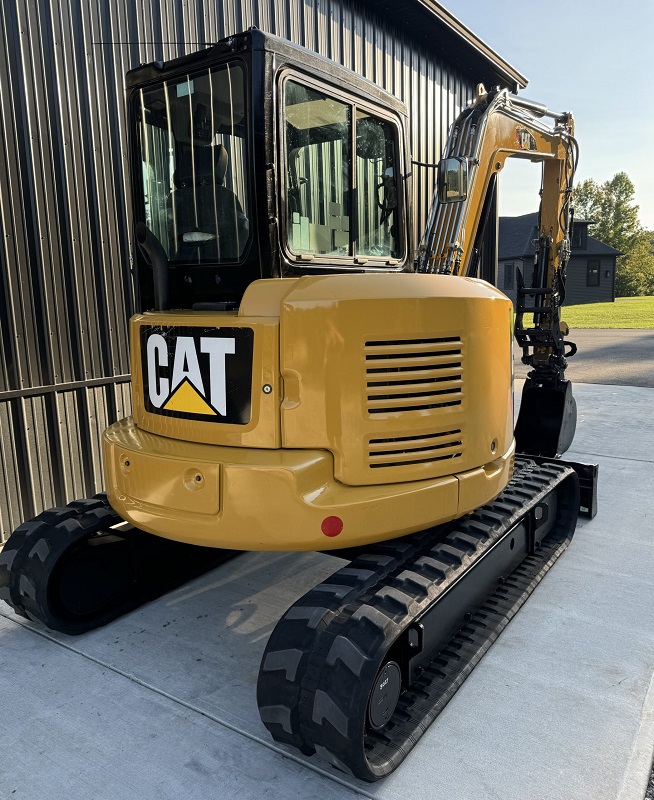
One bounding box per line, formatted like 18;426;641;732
368;429;463;469
364;337;464;415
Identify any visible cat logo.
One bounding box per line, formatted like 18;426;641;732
516;127;537;151
141;325;254;424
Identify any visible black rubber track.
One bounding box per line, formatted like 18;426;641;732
258;458;579;780
0;494;240;634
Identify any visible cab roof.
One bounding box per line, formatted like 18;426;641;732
127;30;407;118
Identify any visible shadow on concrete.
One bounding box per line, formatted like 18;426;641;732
514;329;654;387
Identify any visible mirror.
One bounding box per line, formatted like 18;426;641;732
438;157;468;203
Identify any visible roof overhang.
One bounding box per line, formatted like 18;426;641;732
364;0;528;92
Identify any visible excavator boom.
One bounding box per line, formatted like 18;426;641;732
418;86;579;456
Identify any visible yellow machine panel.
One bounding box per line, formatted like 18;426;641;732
278;273;514;486
103;273;515;550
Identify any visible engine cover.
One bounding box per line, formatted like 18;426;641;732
278;273;514;486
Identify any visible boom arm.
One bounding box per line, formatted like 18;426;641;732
418;86;580;457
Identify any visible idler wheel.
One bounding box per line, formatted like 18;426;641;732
368;661;402;730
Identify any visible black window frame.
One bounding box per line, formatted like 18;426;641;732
277;69;406;271
587;258;601;287
503;261;515;290
571;223;587;250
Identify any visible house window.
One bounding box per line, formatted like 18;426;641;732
504;262;514;290
571;223;587;250
587;259;600;287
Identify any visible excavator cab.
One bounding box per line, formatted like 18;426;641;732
127;29;411;313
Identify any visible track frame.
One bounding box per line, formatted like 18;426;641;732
0;494;240;634
258;458;583;780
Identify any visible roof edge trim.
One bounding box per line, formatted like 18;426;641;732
414;0;528;90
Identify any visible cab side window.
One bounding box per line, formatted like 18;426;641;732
284;82;351;256
283;78;402;264
356;110;398;258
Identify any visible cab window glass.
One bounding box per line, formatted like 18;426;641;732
284;79;402;262
356;110;399;257
136;63;250;264
284;81;351;256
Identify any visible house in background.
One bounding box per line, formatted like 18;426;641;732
498;212;621;305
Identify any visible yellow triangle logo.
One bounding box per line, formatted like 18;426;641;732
164;380;217;415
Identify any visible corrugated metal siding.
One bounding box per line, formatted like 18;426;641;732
0;0;480;542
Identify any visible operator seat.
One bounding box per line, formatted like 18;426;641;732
168;143;249;261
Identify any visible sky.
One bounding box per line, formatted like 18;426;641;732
440;0;654;230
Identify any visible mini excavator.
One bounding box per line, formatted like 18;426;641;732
0;31;597;781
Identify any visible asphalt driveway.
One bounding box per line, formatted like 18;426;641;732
514;328;654;387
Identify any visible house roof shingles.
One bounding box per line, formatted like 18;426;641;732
498;212;622;259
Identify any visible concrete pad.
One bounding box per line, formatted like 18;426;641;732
0;614;368;800
374;455;654;800
570;383;654;463
1;381;653;799
29;550;342;734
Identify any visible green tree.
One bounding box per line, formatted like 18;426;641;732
615;229;654;296
574;172;641;253
574;172;648;296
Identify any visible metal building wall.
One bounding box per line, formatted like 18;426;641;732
0;0;478;542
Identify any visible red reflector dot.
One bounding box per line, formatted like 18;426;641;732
321;516;343;537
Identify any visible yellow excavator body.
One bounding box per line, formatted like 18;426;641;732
1;32;595;781
103;273;514;549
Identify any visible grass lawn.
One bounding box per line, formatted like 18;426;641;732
559;296;654;328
